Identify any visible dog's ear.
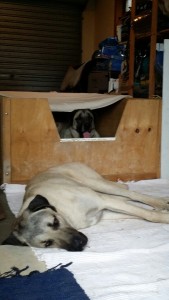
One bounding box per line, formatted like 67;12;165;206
1;232;28;246
28;195;56;212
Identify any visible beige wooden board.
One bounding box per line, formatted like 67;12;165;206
0;97;11;183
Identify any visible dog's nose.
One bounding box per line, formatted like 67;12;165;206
71;232;88;251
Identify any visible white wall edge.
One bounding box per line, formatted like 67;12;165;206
161;39;169;178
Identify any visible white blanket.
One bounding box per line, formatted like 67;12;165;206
0;91;129;112
2;180;169;300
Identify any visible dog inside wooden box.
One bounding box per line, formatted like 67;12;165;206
52;100;127;140
0;92;161;183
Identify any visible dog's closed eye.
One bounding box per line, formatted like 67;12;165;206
42;239;54;248
47;216;59;230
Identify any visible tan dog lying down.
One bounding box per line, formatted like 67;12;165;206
3;162;169;251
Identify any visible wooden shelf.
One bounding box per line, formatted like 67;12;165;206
134;10;152;20
128;0;158;98
134;29;169;40
135;32;151;40
158;28;169;37
115;0;168;98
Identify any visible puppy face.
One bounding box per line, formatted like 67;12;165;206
2;195;88;251
72;109;95;137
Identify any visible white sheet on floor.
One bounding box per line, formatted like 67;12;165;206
1;179;169;300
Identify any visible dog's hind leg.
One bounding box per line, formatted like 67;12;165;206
100;194;169;223
77;176;169;211
57;163;169;211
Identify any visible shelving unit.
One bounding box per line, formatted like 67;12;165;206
128;0;159;98
117;0;169;98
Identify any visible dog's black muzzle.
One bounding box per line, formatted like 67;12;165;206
67;231;88;252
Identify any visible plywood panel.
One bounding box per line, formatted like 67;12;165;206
115;99;161;178
10;98;59;181
0;97;11;183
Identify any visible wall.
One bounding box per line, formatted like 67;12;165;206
82;0;96;62
82;0;115;62
161;39;169;178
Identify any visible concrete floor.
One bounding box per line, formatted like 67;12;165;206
0;189;16;244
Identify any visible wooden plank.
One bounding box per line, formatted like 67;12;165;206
10;98;60;182
149;0;158;97
95;99;127;137
115;98;161;178
128;0;136;96
0;97;11;183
